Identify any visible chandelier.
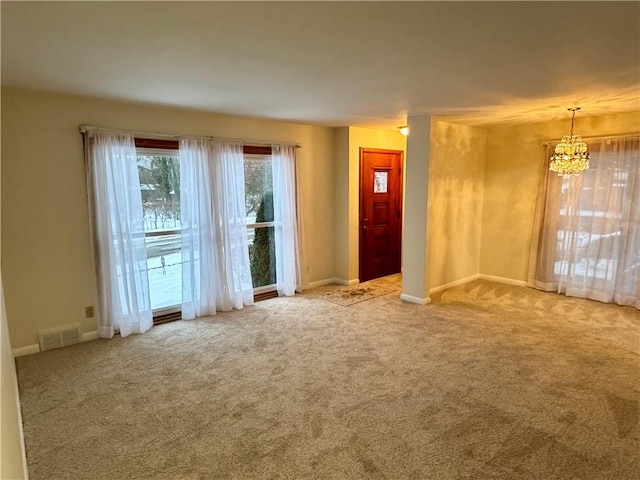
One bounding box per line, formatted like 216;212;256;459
549;107;590;176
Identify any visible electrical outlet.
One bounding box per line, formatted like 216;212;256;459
85;306;95;318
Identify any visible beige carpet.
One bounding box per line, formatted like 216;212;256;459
16;278;640;479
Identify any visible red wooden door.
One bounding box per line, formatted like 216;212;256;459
359;148;403;282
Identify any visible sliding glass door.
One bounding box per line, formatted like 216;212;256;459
137;150;182;313
136;147;278;315
244;153;277;293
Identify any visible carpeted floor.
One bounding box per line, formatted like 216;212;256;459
15;278;640;479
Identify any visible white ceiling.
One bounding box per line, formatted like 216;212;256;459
2;2;639;129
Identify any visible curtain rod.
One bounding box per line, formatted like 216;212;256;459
541;132;640;146
79;125;302;148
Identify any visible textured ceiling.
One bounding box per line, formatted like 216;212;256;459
1;2;639;129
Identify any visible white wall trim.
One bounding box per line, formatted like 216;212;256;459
307;278;361;289
400;293;432;305
82;330;99;342
478;274;527;287
307;278;357;288
12;330;99;357
429;274;480;295
307;278;339;289
11;344;40;357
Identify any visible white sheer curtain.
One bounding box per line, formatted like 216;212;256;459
212;141;254;308
529;135;640;309
180;138;221;319
85;131;153;338
180;139;253;318
272;144;305;296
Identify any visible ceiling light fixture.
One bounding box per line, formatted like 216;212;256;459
549;107;590;176
398;126;408;136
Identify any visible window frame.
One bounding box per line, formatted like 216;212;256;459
243;148;277;295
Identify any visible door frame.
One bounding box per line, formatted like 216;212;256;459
359;147;404;282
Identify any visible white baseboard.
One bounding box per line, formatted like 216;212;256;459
307;278;339;289
307;278;360;288
12;330;99;357
429;274;480;295
400;293;432;305
11;344;40;357
478;274;527;287
82;330;99;342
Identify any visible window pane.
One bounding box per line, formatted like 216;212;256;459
248;226;276;287
244;156;273;223
146;233;182;310
138;155;181;232
554;151;634;285
374;171;388;193
138;153;182;311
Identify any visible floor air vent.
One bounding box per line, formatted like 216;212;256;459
38;325;82;352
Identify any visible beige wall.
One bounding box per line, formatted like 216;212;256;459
1;277;28;479
332;127;350;282
428;120;486;288
1;105;29;477
1;87;335;348
336;126;406;282
401;115;432;301
480;110;640;281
